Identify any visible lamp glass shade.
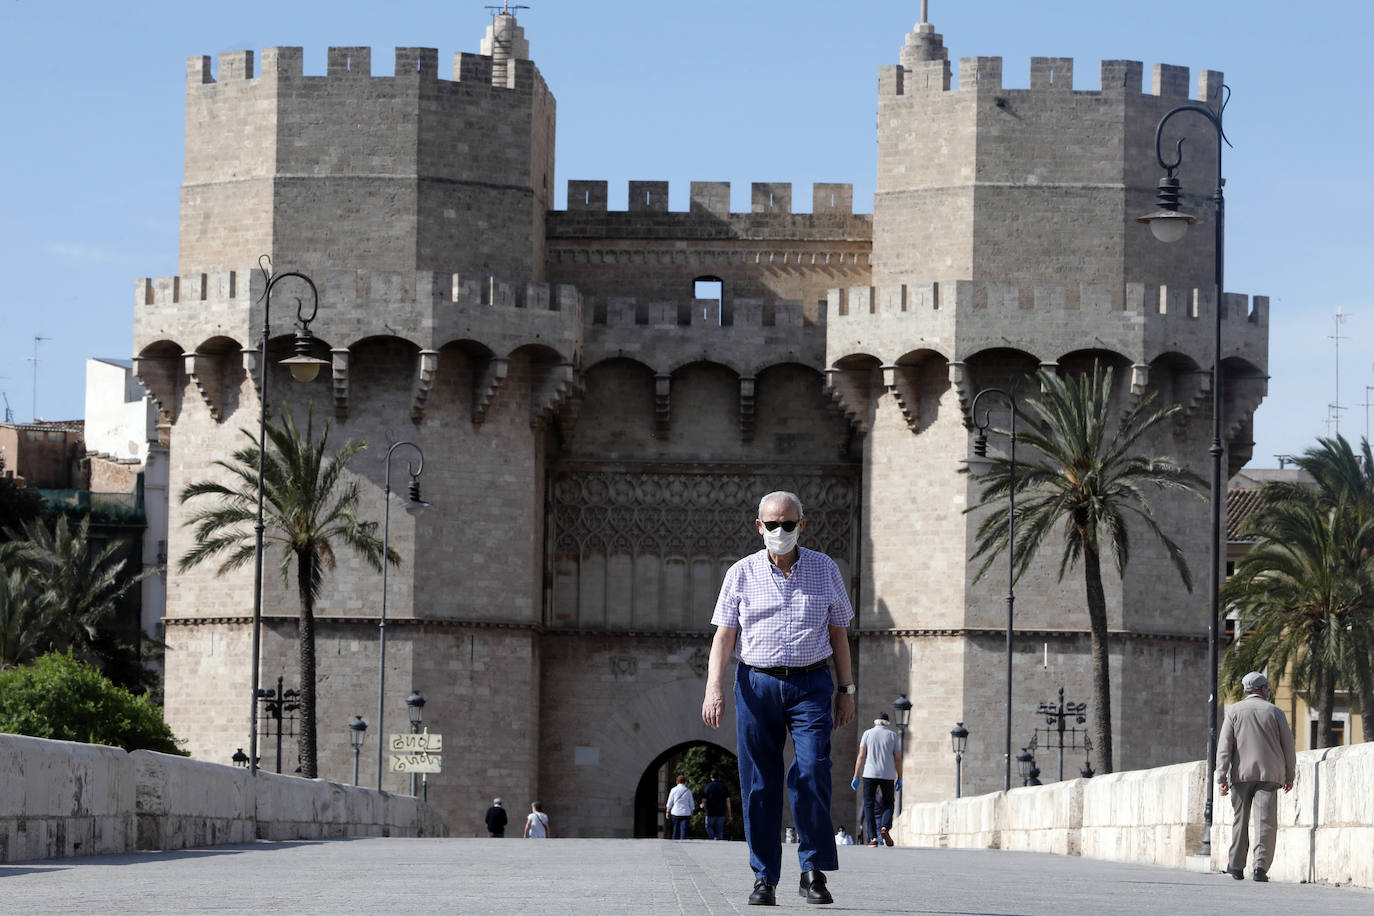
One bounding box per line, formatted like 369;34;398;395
892;694;913;727
281;355;326;382
348;715;368;747
950;722;969;756
406;691;426;725
1135;209;1196;244
1016;749;1034;779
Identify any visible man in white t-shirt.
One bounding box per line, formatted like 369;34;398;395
523;801;550;838
850;712;902;847
666;774;695;840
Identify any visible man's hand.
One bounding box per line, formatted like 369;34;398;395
1283;782;1293;793
834;692;855;728
850;776;860;791
1218;781;1229;797
702;684;725;728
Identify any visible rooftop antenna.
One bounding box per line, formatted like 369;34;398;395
1330;308;1349;437
921;0;929;23
1;391;11;424
485;2;529;17
25;336;50;422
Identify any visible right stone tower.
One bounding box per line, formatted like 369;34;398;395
826;15;1269;797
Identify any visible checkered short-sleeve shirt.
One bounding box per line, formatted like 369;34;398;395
710;546;854;667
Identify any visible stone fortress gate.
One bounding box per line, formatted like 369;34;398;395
133;9;1267;835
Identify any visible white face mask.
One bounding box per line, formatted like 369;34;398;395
762;524;799;555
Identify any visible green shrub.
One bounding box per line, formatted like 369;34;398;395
0;651;185;755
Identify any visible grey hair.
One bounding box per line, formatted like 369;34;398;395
758;491;804;519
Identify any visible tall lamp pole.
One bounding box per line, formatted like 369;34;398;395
1135;88;1230;857
950;721;969;798
376;442;430;790
348;715;368;786
248;257;329;777
968;388;1017;791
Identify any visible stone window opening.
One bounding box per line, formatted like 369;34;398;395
694;277;724;326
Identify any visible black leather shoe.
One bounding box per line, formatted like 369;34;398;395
799;870;833;905
1253;868;1268;882
748;879;776;906
1225;866;1245;880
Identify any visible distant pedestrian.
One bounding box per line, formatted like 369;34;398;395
851;711;902;847
699;771;733;840
1216;671;1295;882
666;774;695;840
834;826;854;846
484;797;508;837
523;801;551;839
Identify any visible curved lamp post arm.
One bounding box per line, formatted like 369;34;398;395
968;386;1017;791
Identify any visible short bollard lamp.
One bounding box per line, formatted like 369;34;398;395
348;715;367;786
892;693;913;813
950;722;969;798
406;691;426;797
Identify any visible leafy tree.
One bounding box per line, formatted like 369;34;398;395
179;406;392;778
0;515;151;679
0;651;184;754
967;364;1204;774
1225;435;1374;744
673;743;741;840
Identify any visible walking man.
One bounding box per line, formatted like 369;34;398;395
851;711;902;847
700;771;733;840
484;797;508;837
702;490;855;906
1215;671;1296;882
666;774;695;840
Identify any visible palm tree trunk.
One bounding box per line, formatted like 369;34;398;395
1352;640;1374;744
1082;540;1113;774
296;551;318;779
1317;664;1338;748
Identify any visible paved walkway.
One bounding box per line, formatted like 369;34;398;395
3;838;1370;915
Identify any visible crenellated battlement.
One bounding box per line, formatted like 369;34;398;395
824;279;1267;372
186;46;545;93
882;54;1223;103
561;181;861;218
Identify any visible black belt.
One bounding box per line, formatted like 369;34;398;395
743;659;830;679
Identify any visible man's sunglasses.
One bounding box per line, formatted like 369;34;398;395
762;520;799;532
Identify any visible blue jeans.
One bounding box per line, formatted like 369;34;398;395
861;777;895;843
735;662;838;885
670;814;691;839
705;815;726;839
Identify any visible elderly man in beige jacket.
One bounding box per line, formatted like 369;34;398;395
1215;671;1296;882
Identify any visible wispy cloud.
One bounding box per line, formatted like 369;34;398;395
42;242;135;264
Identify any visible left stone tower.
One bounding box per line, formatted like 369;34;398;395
137;10;579;818
179;12;554;281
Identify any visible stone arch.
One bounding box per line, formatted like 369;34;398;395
565;357;657;455
632;738;739;838
133;339;186;424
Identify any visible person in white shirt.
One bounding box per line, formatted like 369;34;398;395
851;712;902;847
523;801;550;838
834;826;855;846
666;775;695;840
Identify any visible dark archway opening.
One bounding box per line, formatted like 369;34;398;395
633;740;742;840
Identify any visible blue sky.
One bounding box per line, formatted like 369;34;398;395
0;1;1369;468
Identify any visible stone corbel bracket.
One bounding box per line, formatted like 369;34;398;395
241;348;264;411
824;368;871;434
739;376;756;442
654;374;672;439
1128;363;1149;399
532;362;576;429
1178;369;1212;430
330;349;350;419
556;370;588;441
133;355;182;426
880;365;920;433
1039;362;1060;391
1224;374;1269;445
183;352;226;422
948;361;972;424
410;350;440;423
472;356;509;427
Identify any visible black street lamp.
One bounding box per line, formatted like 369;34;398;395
950;722;969;798
1135;89;1230;858
256;674;301;774
406;690;426;798
348;715;368;787
247;257;330;777
893;694;912;813
967;387;1017;791
1015;747;1039;787
1034;687;1089;782
375;441;430;791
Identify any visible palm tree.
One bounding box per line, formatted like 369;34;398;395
0;515;150;668
179;406;393;778
967;364;1205;774
1239;435;1374;743
0;568;44;668
1220;491;1368;747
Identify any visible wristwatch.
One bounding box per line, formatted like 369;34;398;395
838;684;856;695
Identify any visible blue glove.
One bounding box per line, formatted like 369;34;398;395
895;778;902;792
850;777;860;791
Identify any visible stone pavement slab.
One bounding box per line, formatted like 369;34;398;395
2;838;1370;915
